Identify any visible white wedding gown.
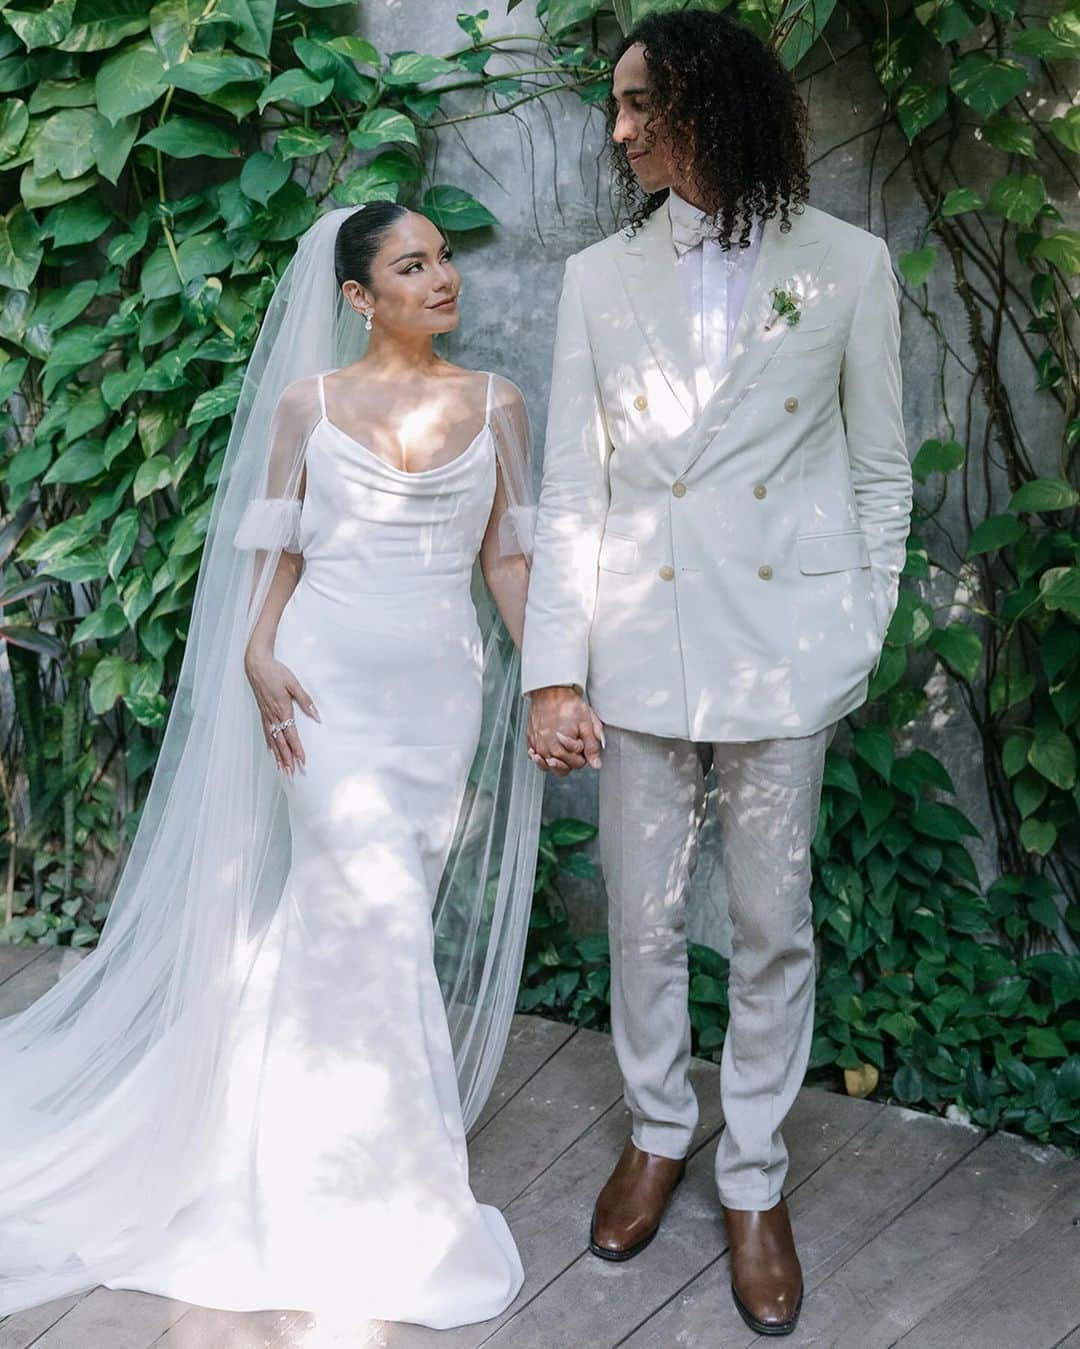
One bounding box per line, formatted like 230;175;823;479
99;371;524;1328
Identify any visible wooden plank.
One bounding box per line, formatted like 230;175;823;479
387;1051;731;1349
480;1086;882;1349
469;1015;577;1137
621;1102;984;1349
27;1288;188;1349
894;1179;1080;1349
0;1293;90;1349
0;947;85;1019
765;1128;1079;1347
0;946;46;988
152;1306;307;1348
467;1026;628;1211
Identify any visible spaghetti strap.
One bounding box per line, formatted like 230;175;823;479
316;372;327;420
484;370;494;424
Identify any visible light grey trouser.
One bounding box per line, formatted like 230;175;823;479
598;721;837;1210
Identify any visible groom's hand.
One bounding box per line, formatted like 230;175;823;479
527;686;604;776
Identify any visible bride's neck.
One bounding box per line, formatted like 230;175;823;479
361;330;444;378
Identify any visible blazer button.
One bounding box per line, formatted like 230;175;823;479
753;484;767;499
671;481;687;498
634;394;648;411
758;564;773;580
659;564;675;581
784;396;799;413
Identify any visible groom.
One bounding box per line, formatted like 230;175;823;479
521;8;912;1337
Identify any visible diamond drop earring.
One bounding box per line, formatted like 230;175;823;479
363;309;373;331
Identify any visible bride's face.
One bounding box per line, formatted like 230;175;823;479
346;212;462;337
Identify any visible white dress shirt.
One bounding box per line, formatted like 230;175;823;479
668;188;762;384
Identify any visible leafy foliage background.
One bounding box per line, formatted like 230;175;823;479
1;0;1079;1148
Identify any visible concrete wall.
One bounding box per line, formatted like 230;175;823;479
359;2;1070;950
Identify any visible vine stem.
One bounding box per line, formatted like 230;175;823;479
0;752;17;927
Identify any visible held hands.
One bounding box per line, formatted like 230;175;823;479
244;644;320;777
526;685;605;777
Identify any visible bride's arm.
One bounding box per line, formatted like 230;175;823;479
479;462;530;650
233;377;320;774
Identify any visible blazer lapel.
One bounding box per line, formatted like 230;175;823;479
677;212;832;477
611;204;708;421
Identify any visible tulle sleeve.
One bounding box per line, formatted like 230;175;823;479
232;376;322;553
487;373;537;560
233;498;302;552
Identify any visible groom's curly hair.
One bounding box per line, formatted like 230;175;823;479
609;10;811;249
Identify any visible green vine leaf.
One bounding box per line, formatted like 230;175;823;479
239;150;290;204
34;107;104;180
1028;728;1077;790
911;436;964;482
422;185;498;231
0;97;29;160
929;623;983;684
214;0;277;58
0;204;44;289
940;187;984;217
898;245;936;287
1032;229;1080;275
349;108;420;151
989;174;1047;226
910;800;980;841
256;69;334;112
165;54;267;97
981;115;1037;158
273;126;332;160
896;83;946;143
5;0;75;52
89;654;133;715
95;39;167;124
1039;567;1080;619
966;513;1026;557
1008;477;1079;513
853;725;895;782
546;0;605;34
58;0;148;53
384;52;460;86
138;118;242;160
949;52;1029;118
44;195;112;247
1049;107;1080;154
325;36;379;68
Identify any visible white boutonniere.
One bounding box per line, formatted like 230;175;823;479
764;278;804;330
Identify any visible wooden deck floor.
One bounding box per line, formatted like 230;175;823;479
1;944;1078;1348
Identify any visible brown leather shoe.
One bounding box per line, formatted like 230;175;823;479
722;1193;804;1336
589;1137;687;1261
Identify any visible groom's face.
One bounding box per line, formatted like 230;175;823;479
611;43;678;195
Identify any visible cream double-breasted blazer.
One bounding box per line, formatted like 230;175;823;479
520;197;913;742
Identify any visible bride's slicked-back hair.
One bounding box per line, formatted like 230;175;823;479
334;202;410;289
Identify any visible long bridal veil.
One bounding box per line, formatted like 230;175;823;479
0;206;542;1316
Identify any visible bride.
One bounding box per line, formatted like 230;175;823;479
0;204;542;1330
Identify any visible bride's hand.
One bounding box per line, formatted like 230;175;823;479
244;646;319;776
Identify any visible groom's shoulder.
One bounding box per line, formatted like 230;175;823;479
800;203;888;261
563;228;628;271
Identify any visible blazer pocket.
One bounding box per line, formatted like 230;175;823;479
797;529;871;574
598;532;639;574
773;328;844;356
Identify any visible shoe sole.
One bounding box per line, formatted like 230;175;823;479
730;1279;804;1336
587;1164;686;1262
